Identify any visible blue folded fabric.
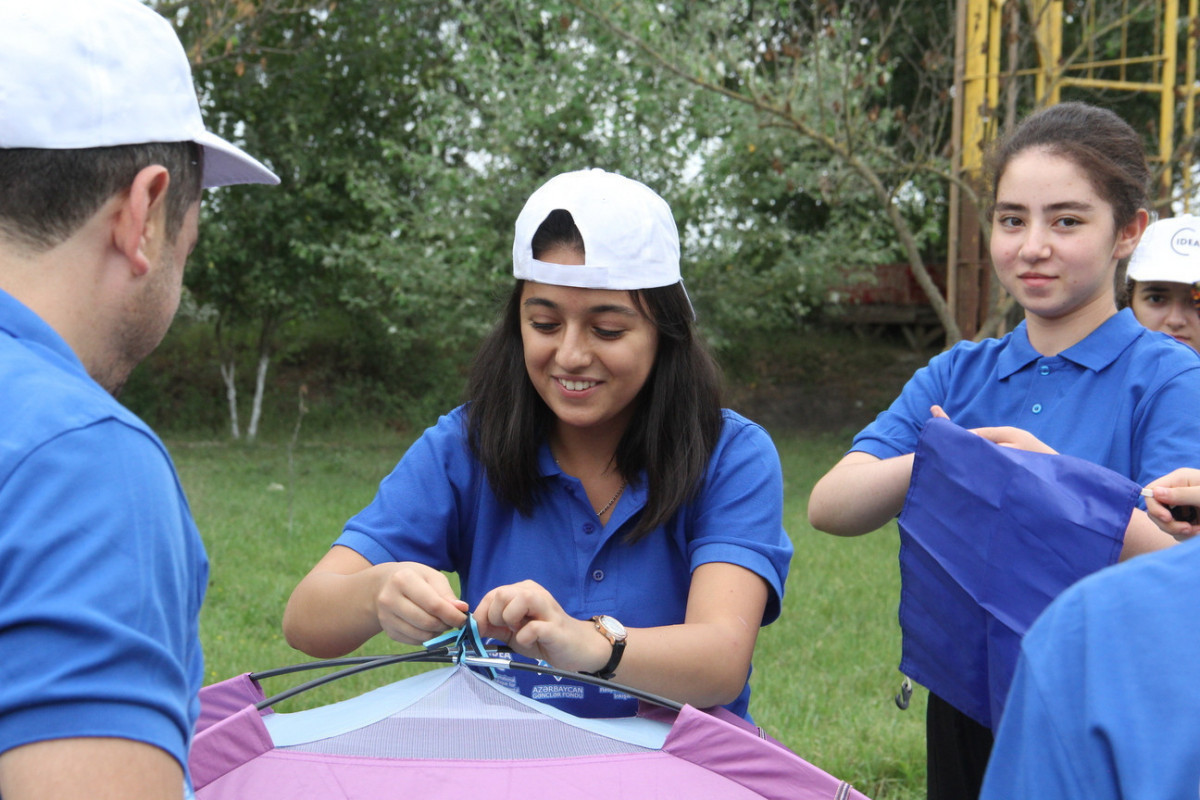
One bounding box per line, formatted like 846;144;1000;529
897;417;1139;730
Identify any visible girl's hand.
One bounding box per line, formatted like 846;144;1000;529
374;562;468;645
930;405;1057;454
474;581;608;673
1143;469;1200;539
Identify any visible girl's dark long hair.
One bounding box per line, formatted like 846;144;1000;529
466;218;723;542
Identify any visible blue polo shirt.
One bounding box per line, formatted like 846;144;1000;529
982;537;1200;799
337;405;792;719
852;309;1200;485
0;289;208;780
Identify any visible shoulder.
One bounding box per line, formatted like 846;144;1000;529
0;345;169;487
1122;328;1200;378
409;405;474;454
716;409;781;458
929;329;1023;371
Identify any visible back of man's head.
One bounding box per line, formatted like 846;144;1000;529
0;0;278;251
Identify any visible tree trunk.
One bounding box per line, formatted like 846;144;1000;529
219;360;240;440
247;351;270;442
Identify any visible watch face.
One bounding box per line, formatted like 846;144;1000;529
598;615;627;638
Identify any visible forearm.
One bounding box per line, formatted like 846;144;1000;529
602;619;759;709
0;738;182;800
478;564;767;710
283;565;388;658
1120;509;1178;561
808;451;914;535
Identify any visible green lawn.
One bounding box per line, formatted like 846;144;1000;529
173;424;925;800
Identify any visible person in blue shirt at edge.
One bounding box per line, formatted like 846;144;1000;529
1121;213;1200;354
981;468;1200;799
807;101;1200;800
284;168;792;720
0;1;278;798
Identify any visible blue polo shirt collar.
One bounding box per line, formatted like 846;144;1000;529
995;309;1140;378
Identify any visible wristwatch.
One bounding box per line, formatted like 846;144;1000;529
585;614;627;680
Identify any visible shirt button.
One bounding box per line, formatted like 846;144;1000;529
592;570;605;582
1032;403;1043;414
1039;365;1050;376
582;523;595;535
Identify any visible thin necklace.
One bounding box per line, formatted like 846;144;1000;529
593;479;626;517
554;456;626;517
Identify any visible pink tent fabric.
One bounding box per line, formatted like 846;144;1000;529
190;666;870;800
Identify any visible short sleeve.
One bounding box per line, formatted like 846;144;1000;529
0;420;207;771
686;413;792;624
1129;370;1200;486
338;408;479;571
851;351;957;460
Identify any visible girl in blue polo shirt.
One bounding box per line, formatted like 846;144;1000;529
809;102;1200;799
284;169;792;720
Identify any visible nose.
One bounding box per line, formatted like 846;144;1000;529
1163;298;1194;330
555;323;592;370
1018;225;1051;262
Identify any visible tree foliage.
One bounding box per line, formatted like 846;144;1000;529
566;0;964;340
147;0;1195;434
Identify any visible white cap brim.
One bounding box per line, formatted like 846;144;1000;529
195;130;280;188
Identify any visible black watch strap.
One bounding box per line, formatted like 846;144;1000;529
584;615;627;680
586;639;626;680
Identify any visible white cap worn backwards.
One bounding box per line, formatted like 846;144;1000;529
0;0;279;188
1127;214;1200;285
513;169;682;290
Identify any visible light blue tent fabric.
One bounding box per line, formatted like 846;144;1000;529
897;418;1139;730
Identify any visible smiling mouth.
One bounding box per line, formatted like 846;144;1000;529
556;378;598;391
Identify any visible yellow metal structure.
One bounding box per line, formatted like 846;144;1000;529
948;0;1198;338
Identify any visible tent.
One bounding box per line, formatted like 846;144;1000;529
190;621;871;799
896;417;1140;730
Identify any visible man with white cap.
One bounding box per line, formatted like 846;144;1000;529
1125;214;1200;352
0;0;278;797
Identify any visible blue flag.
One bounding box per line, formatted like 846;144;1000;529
897;417;1140;730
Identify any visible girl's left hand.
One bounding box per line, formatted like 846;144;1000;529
473;580;608;673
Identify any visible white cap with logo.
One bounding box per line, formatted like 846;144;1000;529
0;0;279;189
1127;214;1200;285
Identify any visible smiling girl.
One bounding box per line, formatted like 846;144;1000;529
283;169;792;721
808;102;1200;799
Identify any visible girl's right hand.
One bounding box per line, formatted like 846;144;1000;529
374;561;469;645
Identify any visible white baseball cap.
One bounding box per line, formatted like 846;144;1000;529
0;0;279;189
513;169;682;290
1127;214;1200;284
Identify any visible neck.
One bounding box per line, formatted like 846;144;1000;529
1;231;121;390
1024;297;1117;357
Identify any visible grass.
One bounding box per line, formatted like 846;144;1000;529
172;423;926;800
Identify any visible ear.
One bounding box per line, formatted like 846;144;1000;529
1114;208;1150;261
111;165;172;277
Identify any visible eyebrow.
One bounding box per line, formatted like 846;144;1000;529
522;297;639;316
994;200;1096;214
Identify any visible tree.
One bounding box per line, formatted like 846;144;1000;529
566;0;967;341
170;1;477;438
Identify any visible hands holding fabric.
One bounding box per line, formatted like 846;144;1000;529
930;406;1058;454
